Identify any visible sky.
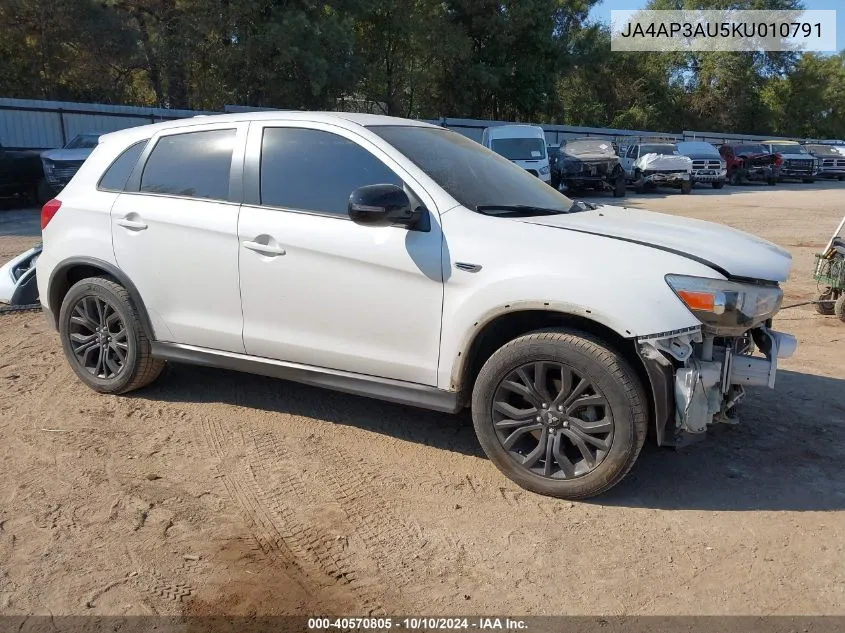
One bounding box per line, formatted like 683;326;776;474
588;0;843;52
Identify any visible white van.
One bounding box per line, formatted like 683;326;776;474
481;124;551;183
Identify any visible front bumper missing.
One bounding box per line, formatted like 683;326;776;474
638;326;797;445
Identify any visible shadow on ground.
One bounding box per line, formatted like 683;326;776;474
138;363;845;512
0;206;41;237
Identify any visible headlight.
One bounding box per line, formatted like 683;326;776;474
539;165;550;175
666;274;783;333
720;160;727;170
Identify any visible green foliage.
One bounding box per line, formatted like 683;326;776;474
0;0;843;138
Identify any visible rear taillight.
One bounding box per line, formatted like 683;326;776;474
41;199;62;230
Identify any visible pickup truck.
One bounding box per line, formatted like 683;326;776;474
759;140;816;183
717;144;780;185
803;144;845;181
0;142;44;203
675;141;726;189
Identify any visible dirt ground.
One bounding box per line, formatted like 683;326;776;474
0;183;843;618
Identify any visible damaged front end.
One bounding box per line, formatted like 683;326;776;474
637;275;797;446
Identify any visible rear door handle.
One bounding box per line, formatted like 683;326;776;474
242;240;286;256
116;218;148;230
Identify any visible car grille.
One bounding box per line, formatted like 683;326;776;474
691;159;722;170
822;158;845;167
784;159;814;170
44;160;84;185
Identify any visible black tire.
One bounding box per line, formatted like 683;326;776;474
838;175;844;182
835;295;845;323
59;277;164;394
633;170;644;194
816;288;836;316
470;329;648;500
613;175;626;197
712;181;724;189
767;177;777;186
681;180;692;195
730;170;742;186
803;178;815;184
550;175;560;191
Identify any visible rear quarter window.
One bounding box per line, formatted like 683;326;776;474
98;140;148;192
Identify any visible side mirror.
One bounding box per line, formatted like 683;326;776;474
348;184;420;228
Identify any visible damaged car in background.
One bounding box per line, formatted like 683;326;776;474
621;142;693;194
760;140;816;183
552;138;626;197
718;143;781;185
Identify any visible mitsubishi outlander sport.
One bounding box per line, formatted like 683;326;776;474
37;112;797;499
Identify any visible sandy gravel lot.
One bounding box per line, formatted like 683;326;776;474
0;183;843;617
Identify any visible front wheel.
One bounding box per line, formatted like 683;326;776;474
59;277;164;394
471;329;648;499
681;180;692;194
730;170;742;186
712;181;724;189
803;178;815;184
767;177;777;186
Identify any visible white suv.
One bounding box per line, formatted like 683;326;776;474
37;112;797;499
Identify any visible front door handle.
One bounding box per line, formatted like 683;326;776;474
116;218;148;230
242;240;286;256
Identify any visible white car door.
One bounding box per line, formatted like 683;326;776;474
621;145;639;177
111;123;248;352
237;122;444;385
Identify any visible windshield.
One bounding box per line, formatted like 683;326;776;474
64;134;99;149
562;139;616;156
640;144;677;155
489;137;546;161
369;126;573;214
676;142;719;157
735;144;766;154
804;144;841;156
768;143;807;155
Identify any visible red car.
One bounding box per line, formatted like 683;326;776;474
718;143;781;185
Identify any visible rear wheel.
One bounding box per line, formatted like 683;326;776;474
471;329;647;499
59;277;164;394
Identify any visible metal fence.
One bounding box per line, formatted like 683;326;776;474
1;96;839;151
0;98;214;150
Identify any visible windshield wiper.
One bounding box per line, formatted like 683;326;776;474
475;204;570;217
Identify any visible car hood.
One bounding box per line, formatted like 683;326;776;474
679;152;721;160
40;148;93;162
515;205;792;282
561;152;618;162
776;153;812;160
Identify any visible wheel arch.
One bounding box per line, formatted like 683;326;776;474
47;257;155;340
451;308;672;445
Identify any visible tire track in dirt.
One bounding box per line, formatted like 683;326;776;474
199;415;383;612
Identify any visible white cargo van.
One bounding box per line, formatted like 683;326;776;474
481;125;551;183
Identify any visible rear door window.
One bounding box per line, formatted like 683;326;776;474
140;129;236;201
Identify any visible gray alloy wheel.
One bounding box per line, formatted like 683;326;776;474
491;361;614;479
68;295;129;379
59;277;164;394
471;329;647;499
